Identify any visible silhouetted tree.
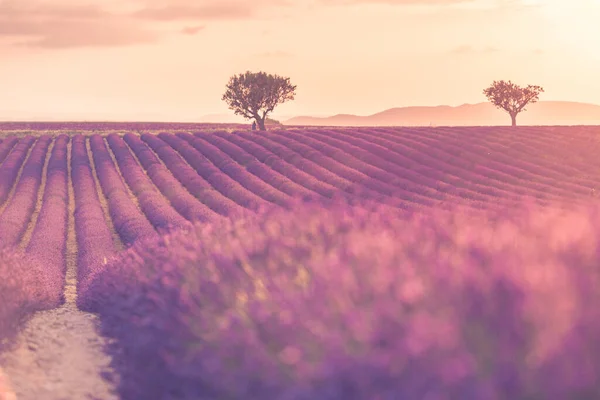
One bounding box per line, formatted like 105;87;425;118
222;71;296;131
483;80;544;127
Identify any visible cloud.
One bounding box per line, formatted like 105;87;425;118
130;0;290;21
181;25;206;35
0;0;291;49
132;4;253;21
0;0;503;50
0;0;158;48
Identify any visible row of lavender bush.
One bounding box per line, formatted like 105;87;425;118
0;136;35;207
180;133;294;207
106;134;190;233
0;137;18;166
79;200;600;399
194;132;329;199
0;251;51;351
122;134;220;223
157;133;270;211
0;136;66;348
141;134;245;217
71;135;117;290
384;126;595;194
0;136;52;248
344;127;584;203
222;131;418;210
89;135;157;246
25;135;70;307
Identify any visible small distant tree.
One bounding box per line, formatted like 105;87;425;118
222;71;296;131
265;117;281;126
483;80;544;127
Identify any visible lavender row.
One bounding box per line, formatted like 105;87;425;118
293;128;451;200
192;132;321;201
0;137;56;348
409;126;597;192
370;128;582;201
25;135;70;307
376;126;574;203
71;135;117;292
233;131;420;209
106;134;190;233
81;201;600;399
122;134;220;223
314;128;552;205
298;128;522;206
179;132;293;207
157;133;270;211
375;126;579;199
140;134;245;217
302;128;472;200
89;135;157;247
0;136;52;248
0;136;18;165
266;131;439;205
0;136;36;207
206;131;416;210
234;131;361;194
214;131;340;198
0;251;52;352
336;127;541;203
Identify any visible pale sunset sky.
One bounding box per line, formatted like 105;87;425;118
0;0;599;122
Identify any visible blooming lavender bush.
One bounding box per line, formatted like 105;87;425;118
106;134;190;233
0;136;52;248
0;250;49;351
0;136;35;207
89;135;157;246
81;200;600;400
26;135;69;307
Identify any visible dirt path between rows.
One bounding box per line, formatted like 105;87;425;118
0;276;118;400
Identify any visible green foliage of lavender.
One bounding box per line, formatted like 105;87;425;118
82;201;600;399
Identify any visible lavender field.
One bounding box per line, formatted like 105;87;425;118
0;126;600;399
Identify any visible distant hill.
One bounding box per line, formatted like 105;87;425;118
284;101;600;127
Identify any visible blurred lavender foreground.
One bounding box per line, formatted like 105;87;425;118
80;201;600;400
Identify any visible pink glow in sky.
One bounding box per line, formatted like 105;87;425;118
1;0;599;121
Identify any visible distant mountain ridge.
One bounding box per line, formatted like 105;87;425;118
283;101;600;126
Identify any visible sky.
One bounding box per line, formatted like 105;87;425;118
1;0;599;122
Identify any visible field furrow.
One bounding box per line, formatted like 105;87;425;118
158;133;271;210
141;133;246;216
123;133;220;223
194;132;322;200
0;137;52;249
106;134;190;233
89;135;157;247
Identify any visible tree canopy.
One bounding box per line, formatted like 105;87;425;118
483;80;544;126
222;71;296;131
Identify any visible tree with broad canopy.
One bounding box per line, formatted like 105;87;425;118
483;80;544;127
222;71;297;131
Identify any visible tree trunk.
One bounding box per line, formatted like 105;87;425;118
257;118;266;131
510;113;517;127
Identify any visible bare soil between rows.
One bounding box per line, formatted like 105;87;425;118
0;303;118;400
